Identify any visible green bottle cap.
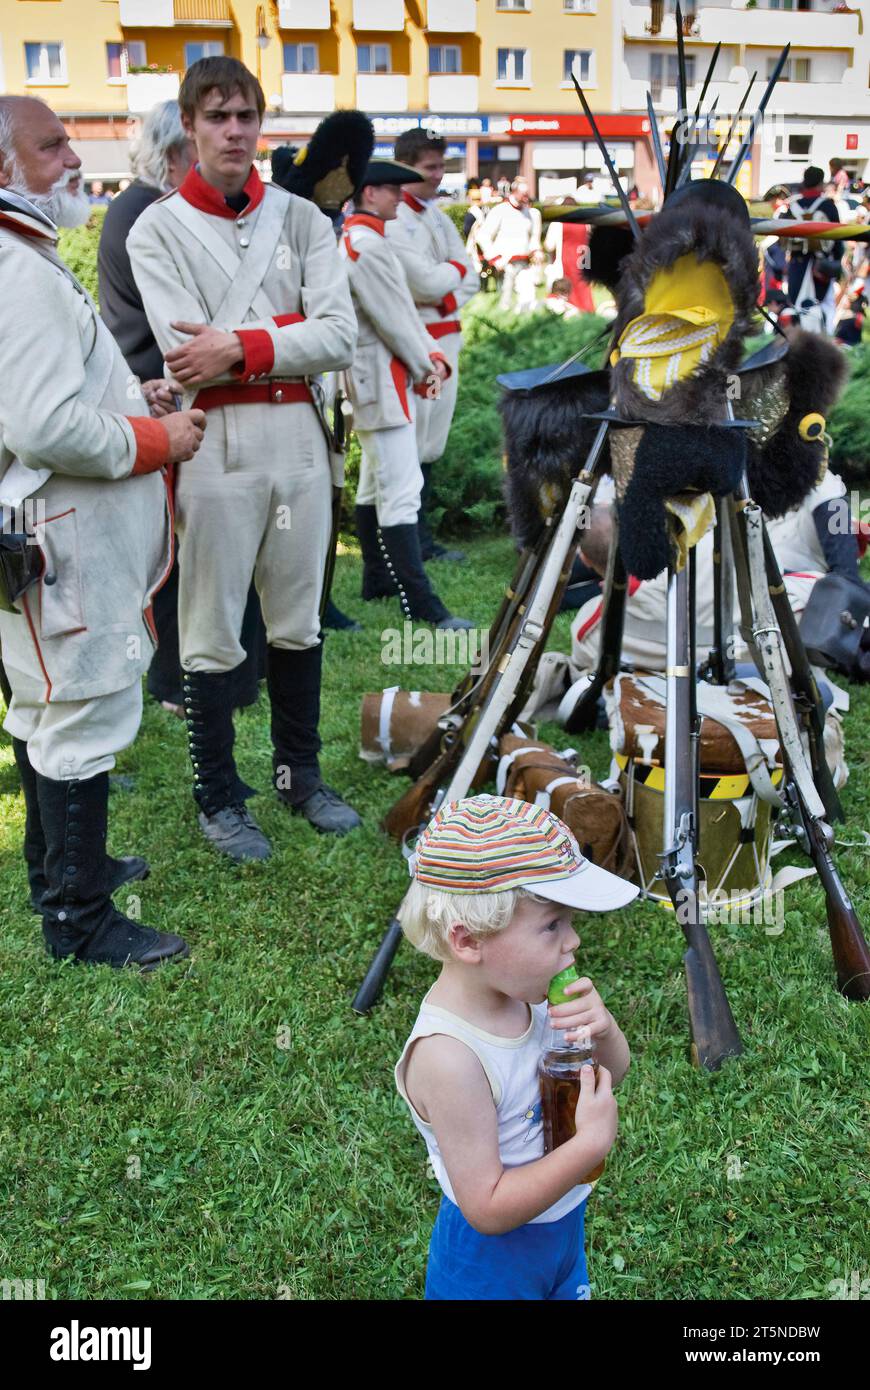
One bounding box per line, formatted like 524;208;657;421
548;965;580;1006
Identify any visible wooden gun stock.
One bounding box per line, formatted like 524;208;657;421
351;915;405;1015
804;821;870;1001
671;883;744;1070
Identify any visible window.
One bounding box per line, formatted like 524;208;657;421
283;43;318;74
24;41;66;85
184;41;225;67
769;56;811;82
496;48;530;84
357;43;391;74
789;133;812;156
564;0;597;11
496;0;529;9
106;41;147;82
429;45;461;75
650;51;696;101
563;50;595;85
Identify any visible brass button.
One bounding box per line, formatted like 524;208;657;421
274;389;284;402
239;235;250;248
236;217;247;228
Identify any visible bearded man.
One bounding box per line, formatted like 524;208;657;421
0;95;205;969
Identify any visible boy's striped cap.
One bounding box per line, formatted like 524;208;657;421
409;794;638;912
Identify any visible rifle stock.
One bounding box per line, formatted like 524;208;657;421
351;914;405;1015
673;883;744;1070
803;819;870;1000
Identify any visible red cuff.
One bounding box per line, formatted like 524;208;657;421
448;259;467;280
128;416;171;475
232;328;275;381
438;292;458;317
429;350;451;378
273;312;305;328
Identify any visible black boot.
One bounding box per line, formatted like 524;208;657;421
378;523;473;629
12;737;148;912
355;504;393;601
417;463;466;564
36;772;188;969
267;643;361;835
183;669;271;862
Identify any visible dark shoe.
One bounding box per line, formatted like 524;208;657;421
424;542;467;564
197;804;272;863
436;616;475;631
183;669;255;816
355;504;394;601
378;523;472;626
289;782;361;836
13;738;149;911
36;772;188;969
322;598;362;633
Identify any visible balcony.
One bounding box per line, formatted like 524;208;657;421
278;0;331;25
427;0;477;31
428;74;479;111
281;73;336;112
173;0;233;22
126;70;181;113
353;0;405;29
623;3;860;50
622;73;870;120
356;73;409;109
120;0;173;22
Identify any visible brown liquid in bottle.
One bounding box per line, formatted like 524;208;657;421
539;1038;606;1183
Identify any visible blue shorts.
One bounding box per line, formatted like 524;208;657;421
425;1194;589;1301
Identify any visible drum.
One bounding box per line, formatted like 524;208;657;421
607;674;783;910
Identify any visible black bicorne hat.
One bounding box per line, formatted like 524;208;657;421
271;109;374;214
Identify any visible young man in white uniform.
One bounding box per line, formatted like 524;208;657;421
341;160;471;629
129;59;360;860
387;129;480;561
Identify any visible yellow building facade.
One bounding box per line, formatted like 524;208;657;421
1;1;654;194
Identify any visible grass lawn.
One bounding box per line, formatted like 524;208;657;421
0;530;868;1302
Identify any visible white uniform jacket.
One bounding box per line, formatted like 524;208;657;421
339;213;448;433
477;199;543;270
386;191;479;339
0;199;174;703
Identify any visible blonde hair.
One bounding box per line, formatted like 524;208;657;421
399;879;549;963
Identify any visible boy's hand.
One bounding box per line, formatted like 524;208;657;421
548;976;613;1042
573;1063;618;1160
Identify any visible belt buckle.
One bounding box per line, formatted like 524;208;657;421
269;380;287;403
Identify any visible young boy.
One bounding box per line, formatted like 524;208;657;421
396;793;639;1300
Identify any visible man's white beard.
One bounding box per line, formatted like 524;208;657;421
7;162;91;229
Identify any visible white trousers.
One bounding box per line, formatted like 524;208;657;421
356;418;424;527
499;260;538;312
3;667;143;781
415;330;461;464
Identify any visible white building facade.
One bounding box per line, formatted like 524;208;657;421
617;0;870;198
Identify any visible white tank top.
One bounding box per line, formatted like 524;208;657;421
395;990;591;1224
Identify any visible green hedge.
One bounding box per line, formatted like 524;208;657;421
58;206;106;301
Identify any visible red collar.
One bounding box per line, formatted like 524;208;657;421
801;187;824;198
343;212;385;236
402;190;426;213
178;163;264;220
